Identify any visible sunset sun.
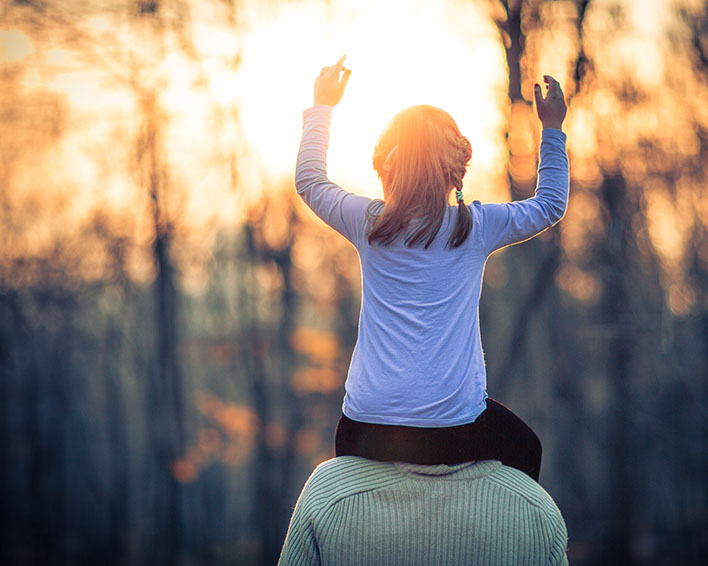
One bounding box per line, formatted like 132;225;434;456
233;0;507;198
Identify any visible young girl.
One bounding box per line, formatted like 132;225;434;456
295;56;568;481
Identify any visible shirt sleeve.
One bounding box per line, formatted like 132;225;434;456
277;481;322;566
548;507;570;566
480;128;569;256
295;105;372;244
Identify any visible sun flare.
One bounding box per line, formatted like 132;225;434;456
233;0;508;199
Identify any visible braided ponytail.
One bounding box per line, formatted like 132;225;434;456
447;136;473;248
447;187;473;247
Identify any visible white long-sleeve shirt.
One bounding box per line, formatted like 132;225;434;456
296;105;569;427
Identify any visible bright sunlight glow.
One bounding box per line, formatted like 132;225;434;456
233;0;508;199
4;0;516;234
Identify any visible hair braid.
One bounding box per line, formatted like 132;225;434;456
447;135;473;248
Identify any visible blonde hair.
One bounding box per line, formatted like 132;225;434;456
368;105;473;248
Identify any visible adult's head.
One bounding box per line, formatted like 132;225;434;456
368;105;474;249
279;457;569;566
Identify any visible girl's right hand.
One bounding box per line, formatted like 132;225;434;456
534;75;567;130
314;55;352;107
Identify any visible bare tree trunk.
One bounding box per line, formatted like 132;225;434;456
0;292;23;563
242;220;292;566
498;0;525;113
269;215;302;566
492;0;591;405
598;172;634;565
140;90;185;565
105;347;131;566
101;258;131;566
546;0;592;506
682;7;708;555
53;313;71;566
0;295;11;558
239;223;273;564
491;0;562;403
547;276;589;513
27;339;50;564
240;201;304;566
153;226;184;565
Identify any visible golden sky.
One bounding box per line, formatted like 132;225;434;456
1;0;706;299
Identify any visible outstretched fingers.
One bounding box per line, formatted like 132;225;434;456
535;75;563;103
544;75;563;98
534;74;566;129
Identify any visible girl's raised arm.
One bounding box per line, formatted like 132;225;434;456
480;75;569;254
295;57;370;244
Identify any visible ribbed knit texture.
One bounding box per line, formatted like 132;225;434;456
279;457;569;566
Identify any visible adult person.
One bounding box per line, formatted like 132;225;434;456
278;456;569;565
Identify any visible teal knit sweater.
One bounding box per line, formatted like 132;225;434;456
279;457;569;566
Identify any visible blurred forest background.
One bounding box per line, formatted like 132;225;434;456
1;0;707;564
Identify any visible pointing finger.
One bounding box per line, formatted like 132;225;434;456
336;55;347;69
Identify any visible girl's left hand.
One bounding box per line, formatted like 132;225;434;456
314;55;351;107
534;75;566;130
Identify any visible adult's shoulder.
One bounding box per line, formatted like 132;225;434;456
306;456;403;499
485;464;565;518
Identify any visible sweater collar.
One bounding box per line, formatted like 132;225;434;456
393;459;502;479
